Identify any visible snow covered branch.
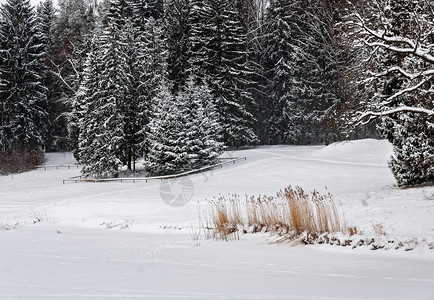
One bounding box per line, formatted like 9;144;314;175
366;67;434;81
355;106;434;126
347;1;434;125
353;12;434;64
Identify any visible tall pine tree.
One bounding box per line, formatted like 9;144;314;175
163;0;191;93
52;0;95;151
189;0;257;147
264;0;339;145
263;0;294;144
0;0;49;152
146;83;188;175
76;0;135;177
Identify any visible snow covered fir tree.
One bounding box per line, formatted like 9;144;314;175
0;0;49;173
146;80;224;175
0;0;432;186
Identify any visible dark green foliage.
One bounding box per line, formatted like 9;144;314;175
381;113;434;186
51;0;95;151
264;0;339;145
0;0;49;153
189;0;258;147
163;0;191;93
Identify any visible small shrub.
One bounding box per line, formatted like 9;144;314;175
0;149;44;175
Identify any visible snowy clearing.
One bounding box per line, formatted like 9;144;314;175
1;139;433;299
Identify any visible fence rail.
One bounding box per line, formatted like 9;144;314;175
36;164;80;170
62;157;246;184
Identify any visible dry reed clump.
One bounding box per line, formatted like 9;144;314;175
200;187;430;251
205;186;347;241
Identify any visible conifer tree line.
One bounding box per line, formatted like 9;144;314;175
0;0;432;186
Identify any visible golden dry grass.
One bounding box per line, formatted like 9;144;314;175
206;186;348;240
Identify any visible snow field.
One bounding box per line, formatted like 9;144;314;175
0;139;433;299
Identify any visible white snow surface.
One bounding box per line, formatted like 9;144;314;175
1;139;433;299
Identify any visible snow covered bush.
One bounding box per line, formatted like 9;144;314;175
381;113;433;187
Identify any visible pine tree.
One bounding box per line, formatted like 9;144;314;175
36;0;61;150
146;80;225;175
177;79;225;168
285;0;338;145
129;0;164;27
36;0;55;53
264;0;339;145
263;0;294;144
189;0;257;147
75;38;106;176
0;0;49;152
163;0;191;93
76;0;170;177
52;0;96;151
137;16;168;157
146;84;188;175
78;24;132;178
76;0;135;178
236;0;268;144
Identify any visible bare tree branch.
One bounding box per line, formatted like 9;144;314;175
48;58;76;93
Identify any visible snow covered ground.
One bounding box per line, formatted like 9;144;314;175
1;139;433;299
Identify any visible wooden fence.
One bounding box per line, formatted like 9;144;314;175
61;157;246;184
36;164;80;170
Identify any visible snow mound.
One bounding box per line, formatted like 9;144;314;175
308;139;393;166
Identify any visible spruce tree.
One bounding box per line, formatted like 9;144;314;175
264;0;339;145
0;0;49;152
146;80;225;175
176;79;225;168
138;16;168;157
129;0;164;27
189;0;257;147
36;0;61;150
163;0;191;93
76;0;135;178
146;84;188;175
263;0;294;144
36;0;55;53
75;38;107;177
52;0;95;151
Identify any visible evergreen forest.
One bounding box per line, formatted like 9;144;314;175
0;0;432;186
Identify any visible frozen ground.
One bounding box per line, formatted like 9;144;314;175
0;139;433;299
